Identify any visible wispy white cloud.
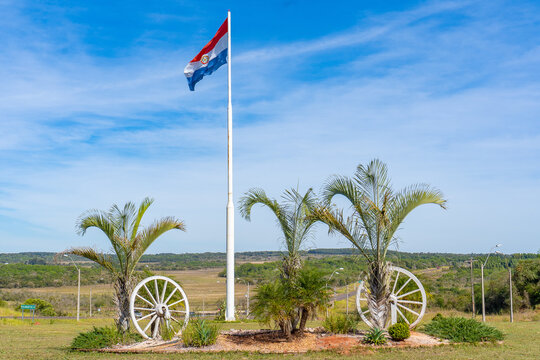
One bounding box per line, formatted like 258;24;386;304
0;0;539;254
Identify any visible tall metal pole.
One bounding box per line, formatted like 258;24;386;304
481;263;485;322
509;267;514;323
225;9;235;321
77;268;80;322
470;258;475;318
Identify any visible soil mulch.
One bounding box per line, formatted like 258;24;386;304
100;328;448;354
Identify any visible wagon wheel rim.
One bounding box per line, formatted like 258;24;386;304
130;275;190;339
356;265;426;329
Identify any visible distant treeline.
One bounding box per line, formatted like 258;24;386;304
0;263;112;288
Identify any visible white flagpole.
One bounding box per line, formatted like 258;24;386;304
225;9;236;321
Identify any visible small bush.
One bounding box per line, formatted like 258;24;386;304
182;319;219;347
422;315;504;343
388;322;410;341
0;299;7;307
17;298;56;316
363;327;387;345
323;314;359;334
71;326;142;350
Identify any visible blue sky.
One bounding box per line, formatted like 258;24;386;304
0;0;539;254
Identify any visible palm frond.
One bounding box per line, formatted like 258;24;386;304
130;197;154;240
387;183;447;241
61;247;117;274
130;217;185;272
239;188;291;240
77;210;126;271
310;206;372;261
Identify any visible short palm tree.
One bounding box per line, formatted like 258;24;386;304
239;188;317;280
311;159;446;328
295;267;330;333
60;197;185;332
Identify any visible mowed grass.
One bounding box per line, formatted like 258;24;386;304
0;315;539;359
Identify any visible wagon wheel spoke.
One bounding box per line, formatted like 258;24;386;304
143;284;158;305
154;279;160;303
136;294;155;307
391;271;400;294
169;310;186;313
143;314;158;333
138;312;156;321
164;287;178;305
395;277;413;296
362;309;369;315
397;299;423;305
170;315;182;324
160;279;168;304
397;288;420;299
396;306;410;324
397;303;420;316
134;307;154;311
168;298;185;307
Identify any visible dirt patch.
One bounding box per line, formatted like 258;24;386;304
101;329;447;354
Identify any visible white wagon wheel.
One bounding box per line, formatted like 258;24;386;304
130;275;190;339
356;266;426;329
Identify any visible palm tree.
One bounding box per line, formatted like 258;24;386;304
311;159;446;328
239;188;317;280
251;280;297;339
60;197;185;332
295;267;330;333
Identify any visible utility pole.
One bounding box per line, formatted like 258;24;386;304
481;244;502;322
470;258;475;318
346;283;349;315
89;290;92;317
246;282;250;318
509;267;514;323
64;254;80;322
77;267;80;321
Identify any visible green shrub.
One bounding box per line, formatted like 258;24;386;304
182;319;219;347
17;298;56;316
70;326;142;350
388;322;410;341
422;315;504;343
363;327;387;345
323;314;358;334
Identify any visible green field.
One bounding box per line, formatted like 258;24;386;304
0;315;539;359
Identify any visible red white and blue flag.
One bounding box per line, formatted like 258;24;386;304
184;19;228;91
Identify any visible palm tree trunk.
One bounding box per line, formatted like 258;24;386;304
367;262;391;329
114;278;132;332
279;319;293;339
298;307;309;333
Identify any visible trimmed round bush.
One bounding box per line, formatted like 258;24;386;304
388;322;410;341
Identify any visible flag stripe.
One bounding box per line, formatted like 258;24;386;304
184;34;228;76
189;19;228;63
186;48;228;91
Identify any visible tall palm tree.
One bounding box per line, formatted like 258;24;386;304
239;188;317;280
60;197;185;332
311;159;446;328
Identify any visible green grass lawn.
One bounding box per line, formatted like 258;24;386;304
0;315;539;359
